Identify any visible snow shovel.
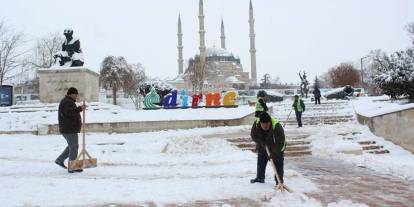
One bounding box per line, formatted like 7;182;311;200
265;146;291;192
68;100;97;170
283;109;293;127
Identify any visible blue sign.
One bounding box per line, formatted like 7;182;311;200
0;85;13;106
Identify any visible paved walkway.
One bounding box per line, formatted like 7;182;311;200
288;156;414;207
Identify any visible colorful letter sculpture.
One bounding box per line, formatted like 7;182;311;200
143;88;238;109
205;92;221;107
192;94;202;108
180;89;189;108
144;87;160;109
163;89;178;109
223;91;237;106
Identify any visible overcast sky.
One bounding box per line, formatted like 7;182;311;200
1;0;413;83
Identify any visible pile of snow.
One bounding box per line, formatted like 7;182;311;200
162;136;234;155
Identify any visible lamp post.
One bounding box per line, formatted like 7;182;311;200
360;55;370;89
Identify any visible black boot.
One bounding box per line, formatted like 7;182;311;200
250;178;265;183
68;169;83;173
55;160;67;169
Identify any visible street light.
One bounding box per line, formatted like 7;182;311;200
360;55;370;90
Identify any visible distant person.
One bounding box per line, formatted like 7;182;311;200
55;87;85;173
255;90;268;117
292;95;305;128
250;112;286;185
313;88;321;105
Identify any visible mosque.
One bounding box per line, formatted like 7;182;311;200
168;0;258;91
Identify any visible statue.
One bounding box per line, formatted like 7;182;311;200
53;28;84;67
299;71;309;98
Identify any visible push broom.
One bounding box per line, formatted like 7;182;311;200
69;100;97;170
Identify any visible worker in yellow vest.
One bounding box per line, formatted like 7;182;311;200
292;95;305;127
250;112;286;185
255;90;268;117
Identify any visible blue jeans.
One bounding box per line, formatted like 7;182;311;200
56;133;79;162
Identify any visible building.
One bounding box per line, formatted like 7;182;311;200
169;0;258;92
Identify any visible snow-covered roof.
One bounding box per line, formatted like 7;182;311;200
168;74;185;83
225;76;244;84
264;90;284;97
205;47;234;57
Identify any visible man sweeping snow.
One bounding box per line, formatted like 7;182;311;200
250;112;286;186
55;87;86;173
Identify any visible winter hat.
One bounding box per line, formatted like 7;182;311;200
257;90;267;98
67;87;79;95
259;112;271;123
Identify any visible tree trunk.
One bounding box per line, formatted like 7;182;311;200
112;87;117;105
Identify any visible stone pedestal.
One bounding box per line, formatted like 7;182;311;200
38;67;99;103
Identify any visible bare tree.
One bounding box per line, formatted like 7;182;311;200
123;63;146;110
26;33;63;70
260;73;270;89
406;22;414;45
328;63;361;87
0;20;25;85
185;57;207;93
99;56;131;105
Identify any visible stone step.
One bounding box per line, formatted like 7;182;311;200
235;142;311;149
227;138;251;143
243;148;312;157
358;141;376;145
286;145;310;151
285;150;312;156
280;117;354;122
287;140;311;146
366;149;390;154
235;143;255;148
362;145;383;151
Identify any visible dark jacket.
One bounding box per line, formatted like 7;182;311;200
292;99;305;112
251;119;286;157
313;89;321;98
58;96;82;134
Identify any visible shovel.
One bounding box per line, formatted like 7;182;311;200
69;100;97;170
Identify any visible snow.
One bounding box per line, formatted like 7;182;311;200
352;96;414;117
264;90;284;97
0;126;328;207
0;103;256;132
1;97;413;206
205;47;234;57
306;123;414;181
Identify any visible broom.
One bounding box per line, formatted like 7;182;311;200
68;100;97;170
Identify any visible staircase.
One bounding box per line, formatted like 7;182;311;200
271;100;355;126
339;132;390;154
225;131;312;157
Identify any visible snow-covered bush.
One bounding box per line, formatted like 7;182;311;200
374;48;414;101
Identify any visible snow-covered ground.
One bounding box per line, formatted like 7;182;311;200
1;96;413;206
0;126;372;207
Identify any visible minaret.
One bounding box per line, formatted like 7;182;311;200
177;14;184;74
198;0;206;63
249;0;258;85
220;18;226;49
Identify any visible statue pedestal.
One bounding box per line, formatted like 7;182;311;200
38;67;99;103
